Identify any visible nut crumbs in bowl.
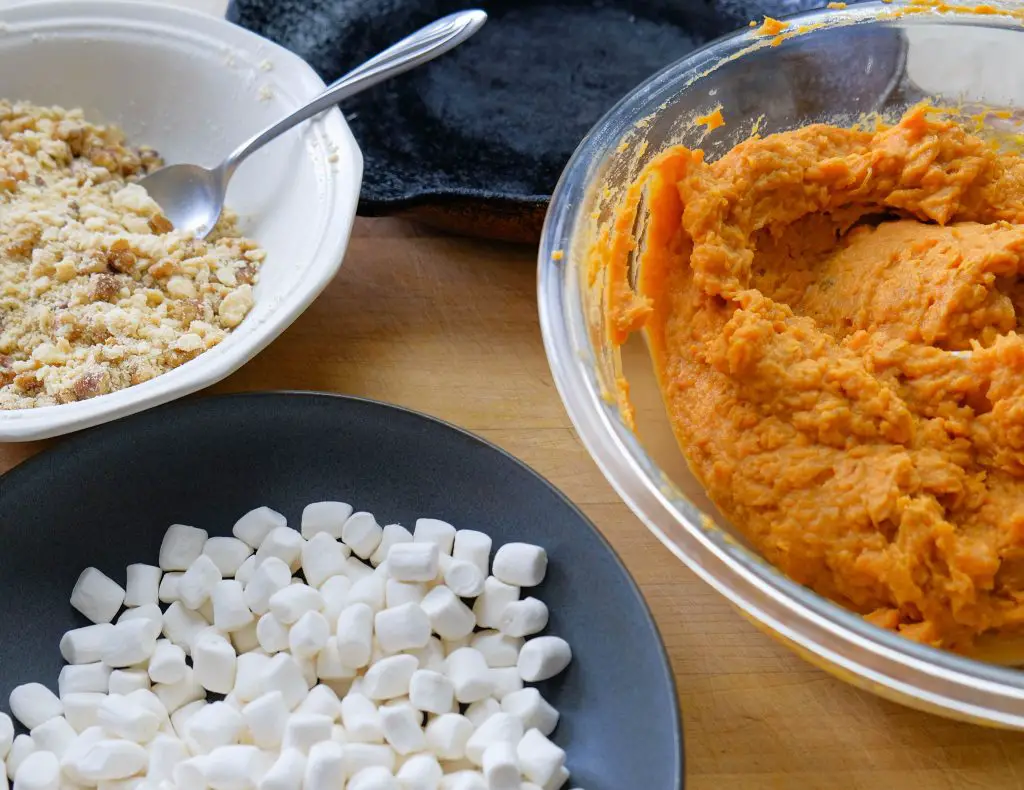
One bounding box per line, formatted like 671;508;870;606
0;101;264;409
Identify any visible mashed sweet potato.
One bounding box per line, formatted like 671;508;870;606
604;106;1024;651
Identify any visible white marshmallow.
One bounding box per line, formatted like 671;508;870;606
464;698;500;728
260;654;310;711
301;501;354;540
161;602;208;656
374;604;431;654
268;584;323;625
406;637;446;674
440;772;487;790
408;670;455;715
342;512;384;560
384;580;427;609
517;729;566;787
60;623;116;665
386;543;440;584
58;663;111;697
378;702;425;755
159;525;209;572
301;533;349;588
178;554;223;611
281;713;332;754
97;695;160;743
72;739;148;782
231;621;261;654
7;734;35;776
472;578;519;630
517;637;571;683
173;755;209;787
255;527;304;572
233;652;270;703
153;666;205;714
500;688;559;737
108;669;151;695
259;748;305;790
205;744;264;790
233;506;287;550
158;572;183;604
465;713;523;766
12;750;59;790
61;693;105;733
370;524;414;567
348;766;399;790
242;690;288;750
192;631;237;694
335;603;374;668
211;580;254;633
498;597;548;638
396;753;443;790
148;640;187;685
235;555;258;586
203;537;254;577
256;613;290;654
102;617;160;668
169;699;206;740
344;555;375;582
442;560;485;599
125;688;170;727
283;611;328;660
146;734;189;783
452;531;492;576
424;714;473;761
315;637;357;681
9;685;62;730
420;586;476;641
445;648;493;704
117;602;162;629
295;685;342;720
319;576;353;621
413;519;456;555
70;568;125;625
0;711;12;759
469;632;522;669
363;654;418;701
303;740;345;790
489;668;523;702
492;544;547;588
183;701;243;755
29;717;76;758
482;741;519;790
340;694;384;744
244;557;292;616
349;575;387;612
124;564;162;608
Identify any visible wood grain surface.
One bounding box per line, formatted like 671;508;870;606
3;218;1023;789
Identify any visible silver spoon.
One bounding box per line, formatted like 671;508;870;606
140;9;487;238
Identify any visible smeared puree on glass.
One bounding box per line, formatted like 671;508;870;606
602;107;1024;651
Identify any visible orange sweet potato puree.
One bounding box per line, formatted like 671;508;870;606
603;107;1024;651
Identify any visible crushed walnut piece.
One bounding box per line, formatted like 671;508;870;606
0;101;264;409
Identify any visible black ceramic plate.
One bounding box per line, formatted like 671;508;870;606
0;392;682;789
226;0;900;242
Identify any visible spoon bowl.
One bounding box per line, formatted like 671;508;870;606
141;163;228;238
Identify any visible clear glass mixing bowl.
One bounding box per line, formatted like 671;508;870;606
538;1;1024;727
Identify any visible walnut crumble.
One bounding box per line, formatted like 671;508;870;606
0;101;264;409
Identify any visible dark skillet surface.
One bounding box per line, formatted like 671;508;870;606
227;0;894;241
0;392;683;789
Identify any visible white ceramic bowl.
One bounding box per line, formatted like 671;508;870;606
0;0;362;440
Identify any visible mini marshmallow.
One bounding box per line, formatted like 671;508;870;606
378;702;425;755
255;527;305;572
340;693;384;744
233;652;270;703
124;564;162;608
464;698;500;728
192;631;237;694
158;572;183;604
204;744;264;790
482;741;519;790
374;604;431;654
320;576;353;621
231;621;261;653
443;560;486;599
348;766;400;790
303;740;345;790
256;613;290;654
59;623;115;665
72;739;148;782
108;669;151;695
172;755;209;788
517;729;566;788
297;653;318;688
301;501;354;540
203;537;254;577
125;688;170;727
211;580;254;633
58;663;111;697
500;688;559;737
146;734;189;784
102;617;160;668
407;637;446;674
301;533;349;588
284;611;329;660
370;524;414;567
424;714;474;761
70;568;125;625
384;580;427;609
408;670;455;715
492;543;547;588
343;555;374;583
440;771;487;790
0;711;12;759
235;555;257;586
268;584;324;625
161;602;208;656
261;653;310;711
452;530;492;576
10;684;62;730
233;506;287;549
396;754;443;790
445;648;493;704
342;512;384;560
281;713;333;754
362;654;418;701
244;557;292;616
178;554;222;611
348;573;386;613
489;668;523;701
183;702;244;754
242;691;288;749
316;637;357;681
117;602;162;629
386;543;440;583
61;693;105;732
260;748;305;790
517;637;572;682
169;700;207;740
498;597;549;638
335;603;374;668
153;667;205;714
149;641;187;686
159;525;209;572
472;578;519;630
420;586;476;641
413;519;456;555
12;750;59;790
470;631;523;669
295;685;342;721
29;716;76;758
7;734;35;776
97;695;160;743
465;713;523;766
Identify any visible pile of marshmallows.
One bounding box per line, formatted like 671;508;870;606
2;504;578;790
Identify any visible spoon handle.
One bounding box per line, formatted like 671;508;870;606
222;9;487;176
